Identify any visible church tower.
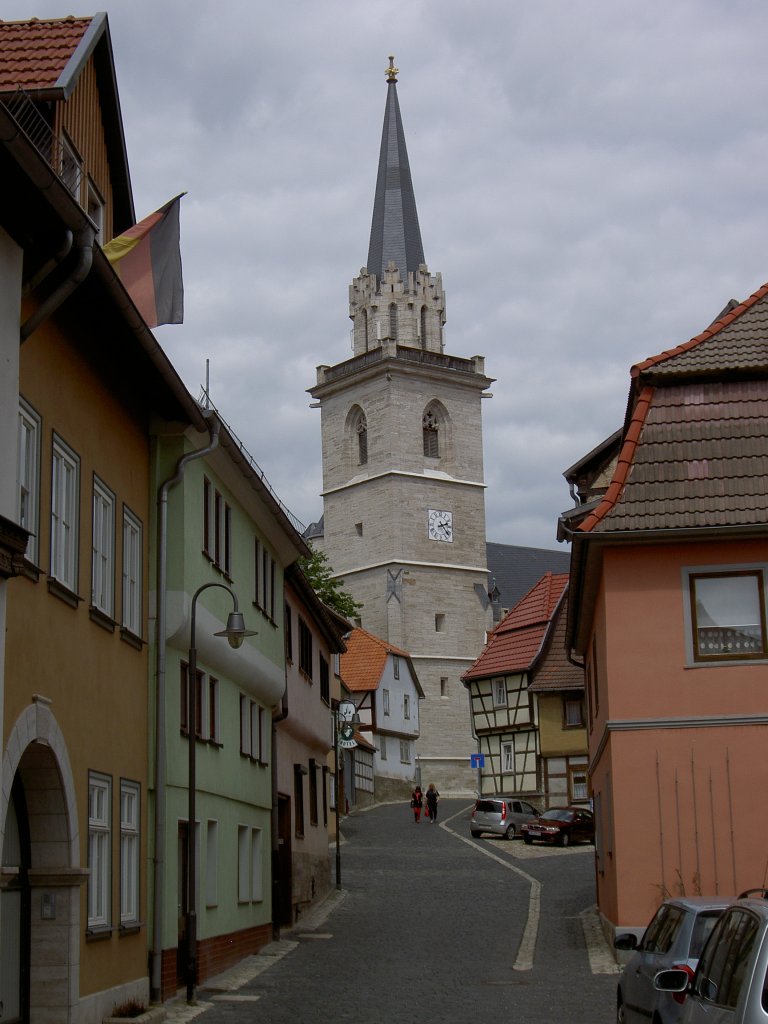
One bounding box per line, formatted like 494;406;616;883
309;58;493;794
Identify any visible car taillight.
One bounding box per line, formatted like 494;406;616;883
671;964;695;1004
501;804;507;821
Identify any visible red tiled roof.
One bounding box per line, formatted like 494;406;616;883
584;380;768;533
528;596;584;691
462;573;568;682
633;279;768;380
577;278;768;536
0;16;92;92
340;628;411;692
578;387;653;533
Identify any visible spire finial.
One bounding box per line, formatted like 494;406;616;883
386;55;399;83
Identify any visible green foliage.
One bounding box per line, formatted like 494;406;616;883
298;545;362;619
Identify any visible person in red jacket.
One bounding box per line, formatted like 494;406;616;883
410;785;423;823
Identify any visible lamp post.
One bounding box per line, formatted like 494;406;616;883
186;582;255;1005
332;698;360;889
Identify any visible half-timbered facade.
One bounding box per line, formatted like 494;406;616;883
463;574;585;801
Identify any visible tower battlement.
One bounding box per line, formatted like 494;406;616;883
350;261;446;355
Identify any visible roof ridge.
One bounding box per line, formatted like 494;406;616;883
632;280;768;378
349;626;410;659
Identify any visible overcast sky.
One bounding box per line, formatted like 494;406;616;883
7;0;768;550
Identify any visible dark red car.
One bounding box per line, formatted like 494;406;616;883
520;806;594;847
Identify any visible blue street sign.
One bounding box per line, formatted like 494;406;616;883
470;753;485;769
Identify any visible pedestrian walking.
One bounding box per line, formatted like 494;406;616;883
425;783;440;822
410;785;423;823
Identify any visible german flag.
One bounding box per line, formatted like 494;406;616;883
103;194;185;328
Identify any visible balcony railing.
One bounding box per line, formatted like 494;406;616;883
1;88;83;199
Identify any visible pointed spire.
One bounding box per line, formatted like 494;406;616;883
366;56;425;283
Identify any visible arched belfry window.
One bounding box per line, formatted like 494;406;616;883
363;309;369;351
423;409;439;458
389;304;398;342
420;306;427;350
357;413;368;465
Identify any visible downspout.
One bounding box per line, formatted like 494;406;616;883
20;226;95;343
150;412;220;1004
271;672;289;940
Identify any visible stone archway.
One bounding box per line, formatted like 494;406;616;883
0;697;85;1023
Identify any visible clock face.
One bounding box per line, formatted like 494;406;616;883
427;508;453;542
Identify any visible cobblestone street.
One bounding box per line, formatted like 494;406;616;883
167;800;619;1023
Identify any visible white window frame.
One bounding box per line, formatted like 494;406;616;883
570;766;589;802
683;565;768;664
493;679;507;707
208;676;220;744
399;739;411;764
564;697;584;727
122;508;142;635
393;655;400;679
403;694;410;719
86;176;104;240
383;689;390;716
119;780;140;925
237;825;249;902
380;734;387;760
50;435;80;590
17;399;41;564
205;820;218;907
59;129;82;198
251;827;263;902
92;477;115;616
240;696;268;763
502;741;515;774
88;772;111;929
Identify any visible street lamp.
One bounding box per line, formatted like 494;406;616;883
186;582;256;1004
332;698;360;889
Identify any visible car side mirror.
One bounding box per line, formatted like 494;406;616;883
654;969;690;994
614;933;638;951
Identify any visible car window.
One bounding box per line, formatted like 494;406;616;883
695;909;759;1008
475;800;500;813
640;906;684;954
520;802;536;815
689;911;724;960
512;802;521;812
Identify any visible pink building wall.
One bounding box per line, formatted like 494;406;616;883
587;539;768;929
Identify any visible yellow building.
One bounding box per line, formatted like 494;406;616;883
0;15;205;1020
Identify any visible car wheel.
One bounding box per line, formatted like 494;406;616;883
616;997;626;1024
559;832;570;847
523;836;533;845
471;830;481;838
505;825;516;840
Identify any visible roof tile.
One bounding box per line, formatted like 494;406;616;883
462;573;569;681
0;16;91;92
340;627;411;692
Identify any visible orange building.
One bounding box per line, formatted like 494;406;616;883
562;285;768;935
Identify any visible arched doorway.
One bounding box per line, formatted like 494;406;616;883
0;701;84;1023
0;777;31;1021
